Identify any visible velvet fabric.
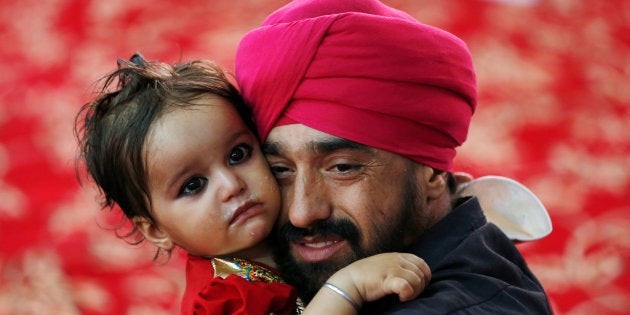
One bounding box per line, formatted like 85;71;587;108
236;0;476;171
362;197;553;314
181;255;297;315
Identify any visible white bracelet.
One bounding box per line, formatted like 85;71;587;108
323;282;361;312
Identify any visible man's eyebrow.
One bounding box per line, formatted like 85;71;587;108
262;137;375;156
310;137;373;154
262;142;281;156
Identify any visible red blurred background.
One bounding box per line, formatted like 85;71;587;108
1;0;628;314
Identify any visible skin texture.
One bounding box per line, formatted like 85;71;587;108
311;252;430;314
128;97;433;314
134;96;281;260
78;59;434;314
264;124;450;301
133;98;432;314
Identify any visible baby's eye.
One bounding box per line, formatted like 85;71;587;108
229;144;252;165
178;177;207;197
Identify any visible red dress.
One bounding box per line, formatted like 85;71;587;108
180;254;300;315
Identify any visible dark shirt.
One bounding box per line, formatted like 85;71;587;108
362;197;553;314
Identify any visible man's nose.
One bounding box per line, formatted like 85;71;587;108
287;170;331;228
216;168;246;202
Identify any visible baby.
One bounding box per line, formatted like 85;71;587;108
75;53;430;314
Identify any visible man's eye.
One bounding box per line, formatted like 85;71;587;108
332;164;361;173
270;165;291;177
229;144;252;165
179;177;207;197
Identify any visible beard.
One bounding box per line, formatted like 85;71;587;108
272;171;429;303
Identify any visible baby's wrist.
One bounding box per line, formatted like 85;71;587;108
322;281;362;312
325;272;364;307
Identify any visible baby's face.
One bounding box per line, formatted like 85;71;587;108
142;95;281;258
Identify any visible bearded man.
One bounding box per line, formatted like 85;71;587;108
235;0;552;313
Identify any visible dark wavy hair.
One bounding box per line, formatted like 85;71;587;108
74;53;255;253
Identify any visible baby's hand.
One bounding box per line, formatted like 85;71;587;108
327;253;431;306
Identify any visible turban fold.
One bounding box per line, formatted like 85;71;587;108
235;0;476;171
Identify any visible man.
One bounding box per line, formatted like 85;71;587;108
235;0;552;313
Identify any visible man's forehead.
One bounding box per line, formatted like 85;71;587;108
267;123;330;141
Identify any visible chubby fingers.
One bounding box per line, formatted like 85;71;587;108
387;253;431;302
406;253;431;287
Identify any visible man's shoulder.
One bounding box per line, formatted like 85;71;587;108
363;236;553;315
365;284;552;314
369;199;552;314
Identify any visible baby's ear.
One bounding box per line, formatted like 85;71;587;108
132;217;174;251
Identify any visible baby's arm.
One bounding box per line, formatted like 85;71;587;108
303;253;431;314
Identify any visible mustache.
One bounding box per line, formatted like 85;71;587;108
277;218;360;243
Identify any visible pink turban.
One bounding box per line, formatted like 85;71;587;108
235;0;476;171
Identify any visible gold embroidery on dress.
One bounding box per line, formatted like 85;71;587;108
211;257;285;283
211;257;304;314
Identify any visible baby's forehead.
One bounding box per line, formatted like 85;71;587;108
145;100;253;163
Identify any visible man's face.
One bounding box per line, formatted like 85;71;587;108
263;124;434;301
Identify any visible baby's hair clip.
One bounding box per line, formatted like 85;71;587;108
129;52;145;66
115;52;146;86
116;52;145;70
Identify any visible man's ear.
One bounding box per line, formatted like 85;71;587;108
421;166;448;199
132;217;174;251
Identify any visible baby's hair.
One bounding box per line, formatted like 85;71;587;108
75;53;254;253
